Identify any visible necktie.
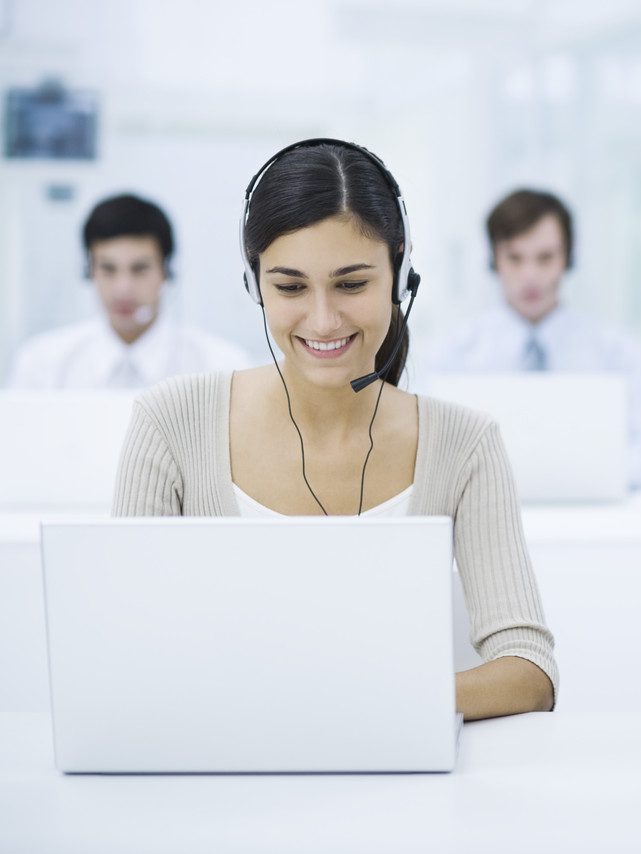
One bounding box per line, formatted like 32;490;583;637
522;336;547;371
107;357;144;388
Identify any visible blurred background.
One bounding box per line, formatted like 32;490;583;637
1;0;641;374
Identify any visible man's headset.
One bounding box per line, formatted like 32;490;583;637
239;138;421;392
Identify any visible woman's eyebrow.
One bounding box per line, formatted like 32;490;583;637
330;263;375;277
265;262;376;278
265;266;307;278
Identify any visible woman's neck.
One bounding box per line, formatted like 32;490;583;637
273;361;384;441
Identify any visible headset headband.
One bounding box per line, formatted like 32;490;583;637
239;138;419;306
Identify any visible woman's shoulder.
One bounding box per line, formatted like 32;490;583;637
133;371;233;435
416;392;497;461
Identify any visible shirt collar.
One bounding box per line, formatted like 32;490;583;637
497;301;568;343
534;303;570;344
124;311;173;385
96;312;173;387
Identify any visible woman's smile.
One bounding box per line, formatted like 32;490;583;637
297;333;357;359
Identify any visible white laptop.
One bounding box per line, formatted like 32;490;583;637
0;391;136;511
41;516;461;774
417;373;628;503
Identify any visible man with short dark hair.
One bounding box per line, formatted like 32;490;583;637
6;193;250;388
426;188;641;487
486;190;573;335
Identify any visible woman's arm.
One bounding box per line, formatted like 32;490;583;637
456;656;554;721
112;399;183;516
452;420;559;712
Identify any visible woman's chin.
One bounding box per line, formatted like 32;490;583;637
287;359;368;391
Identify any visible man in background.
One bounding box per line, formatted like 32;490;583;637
426;188;641;487
5;193;250;388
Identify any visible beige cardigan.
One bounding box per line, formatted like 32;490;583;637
113;371;558;699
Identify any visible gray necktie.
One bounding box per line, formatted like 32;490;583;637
522;336;547;371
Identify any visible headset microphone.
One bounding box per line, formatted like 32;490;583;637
350;272;420;392
131;281;168;326
132;305;155;325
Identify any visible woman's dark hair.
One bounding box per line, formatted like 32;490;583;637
244;144;409;386
486;189;574;269
83;193;175;264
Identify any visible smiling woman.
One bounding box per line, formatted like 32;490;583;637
112;139;558;721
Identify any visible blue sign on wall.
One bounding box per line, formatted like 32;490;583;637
4;80;98;160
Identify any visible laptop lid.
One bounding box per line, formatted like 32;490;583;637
0;391;135;511
41;516;457;773
419;373;628;503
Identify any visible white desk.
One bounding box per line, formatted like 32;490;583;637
0;711;638;853
522;496;641;711
2;498;641;712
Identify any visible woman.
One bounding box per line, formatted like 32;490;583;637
113;139;557;720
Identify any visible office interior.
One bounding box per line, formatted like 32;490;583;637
1;1;640;851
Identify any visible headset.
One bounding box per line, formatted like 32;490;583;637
239;138;421;392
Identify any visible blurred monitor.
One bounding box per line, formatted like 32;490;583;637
0;391;135;511
4;81;98;160
419;373;628;504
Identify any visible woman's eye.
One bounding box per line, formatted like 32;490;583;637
275;283;305;294
339;280;367;291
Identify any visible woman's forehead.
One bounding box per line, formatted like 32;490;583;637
261;216;388;268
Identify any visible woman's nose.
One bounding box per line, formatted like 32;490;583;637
307;293;342;336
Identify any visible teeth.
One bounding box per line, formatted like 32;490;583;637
304;336;351;351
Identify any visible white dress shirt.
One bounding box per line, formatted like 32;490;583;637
424;302;641;488
4;314;252;389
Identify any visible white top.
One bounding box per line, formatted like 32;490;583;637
232;482;414;517
425;302;641;487
4;314;252;389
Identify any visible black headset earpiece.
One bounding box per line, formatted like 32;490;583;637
407;269;421;297
243;264;262;305
392;252;404;305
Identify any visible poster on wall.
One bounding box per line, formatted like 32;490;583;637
4;79;98;160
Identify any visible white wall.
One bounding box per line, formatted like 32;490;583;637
2;0;641;375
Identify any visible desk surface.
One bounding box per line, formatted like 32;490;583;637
1;711;639;854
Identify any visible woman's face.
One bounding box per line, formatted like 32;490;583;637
259;215;394;389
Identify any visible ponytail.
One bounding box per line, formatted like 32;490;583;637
375;305;408;387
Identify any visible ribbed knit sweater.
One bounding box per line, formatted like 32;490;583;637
112;371;558;699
